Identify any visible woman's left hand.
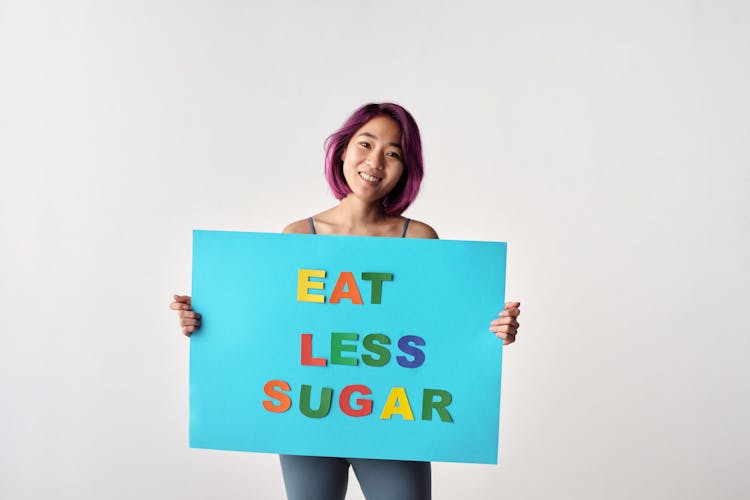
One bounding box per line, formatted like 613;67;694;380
490;301;521;345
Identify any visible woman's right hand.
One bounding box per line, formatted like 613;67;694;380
170;294;201;336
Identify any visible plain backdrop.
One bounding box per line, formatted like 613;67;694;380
2;1;748;499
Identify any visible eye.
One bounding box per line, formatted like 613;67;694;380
358;141;371;149
387;151;401;160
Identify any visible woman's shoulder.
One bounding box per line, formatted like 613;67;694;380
404;218;439;239
282;218;314;234
283;207;336;234
282;213;438;238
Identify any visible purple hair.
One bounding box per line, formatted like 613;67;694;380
324;102;424;216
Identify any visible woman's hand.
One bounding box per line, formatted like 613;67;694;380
490;301;520;345
170;294;201;337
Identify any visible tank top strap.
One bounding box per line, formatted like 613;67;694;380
309;217;407;236
401;218;411;238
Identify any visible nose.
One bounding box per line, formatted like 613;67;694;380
366;152;385;169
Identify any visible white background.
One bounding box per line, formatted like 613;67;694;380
2;1;748;499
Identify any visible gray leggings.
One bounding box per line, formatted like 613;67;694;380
279;455;431;500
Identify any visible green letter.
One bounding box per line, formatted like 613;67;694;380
331;332;359;366
361;272;393;304
362;333;392;367
300;384;333;418
422;389;453;422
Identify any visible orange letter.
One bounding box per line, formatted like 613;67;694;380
263;380;291;413
329;272;363;304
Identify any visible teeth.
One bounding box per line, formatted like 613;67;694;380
359;172;380;182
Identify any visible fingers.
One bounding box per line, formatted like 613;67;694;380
179;310;200;325
180;315;201;336
171;294;192;307
490;327;516;344
170;294;193;311
172;294;200;336
178;310;201;320
493;301;521;344
503;301;521;318
499;307;520;318
174;294;192;305
489;326;516;343
489;323;518;336
491;317;518;328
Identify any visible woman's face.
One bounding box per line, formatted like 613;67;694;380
341;116;405;205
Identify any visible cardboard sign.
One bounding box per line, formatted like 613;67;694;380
190;230;506;464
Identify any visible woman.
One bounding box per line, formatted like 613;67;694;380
171;102;521;500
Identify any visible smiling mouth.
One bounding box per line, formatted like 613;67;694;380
359;171;382;183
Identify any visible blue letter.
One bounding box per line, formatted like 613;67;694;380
396;335;425;368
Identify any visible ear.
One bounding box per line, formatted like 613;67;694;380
340;149;346;162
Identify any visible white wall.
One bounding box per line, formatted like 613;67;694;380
2;1;748;498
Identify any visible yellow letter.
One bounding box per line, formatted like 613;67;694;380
379;387;415;421
297;269;326;303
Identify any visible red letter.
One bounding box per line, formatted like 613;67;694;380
263;380;291;413
329;272;364;304
301;333;327;366
339;384;373;417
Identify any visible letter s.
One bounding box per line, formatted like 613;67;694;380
396;335;426;368
263;379;292;413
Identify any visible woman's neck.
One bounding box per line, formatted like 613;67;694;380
330;195;392;229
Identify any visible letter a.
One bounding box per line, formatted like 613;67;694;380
379;387;415;421
329;272;364;304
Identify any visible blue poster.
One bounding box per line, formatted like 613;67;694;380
190;230;506;464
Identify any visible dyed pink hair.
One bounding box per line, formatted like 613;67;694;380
324;103;424;216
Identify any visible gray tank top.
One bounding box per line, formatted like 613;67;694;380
308;217;410;238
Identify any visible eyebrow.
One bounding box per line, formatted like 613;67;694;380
357;132;402;149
